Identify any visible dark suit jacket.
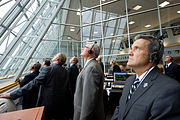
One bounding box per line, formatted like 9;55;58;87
11;63;69;120
68;64;79;95
113;65;121;73
19;70;39;109
164;62;180;82
98;61;104;72
67;64;79;119
111;66;180;120
74;59;105;120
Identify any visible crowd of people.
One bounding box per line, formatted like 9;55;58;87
0;35;180;120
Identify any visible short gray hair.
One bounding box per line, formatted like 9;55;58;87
55;53;66;65
92;43;100;58
134;35;164;65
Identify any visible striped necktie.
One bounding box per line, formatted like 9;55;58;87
166;65;168;69
128;78;140;100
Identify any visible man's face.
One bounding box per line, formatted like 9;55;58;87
165;56;171;63
80;43;91;58
70;57;74;64
127;39;150;68
52;54;58;62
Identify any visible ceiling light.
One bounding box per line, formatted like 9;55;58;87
77;12;80;15
159;1;170;7
110;33;113;35
113;40;115;43
70;28;75;31
177;10;180;14
94;31;98;34
102;0;106;1
145;24;151;28
77;9;81;15
129;21;135;25
133;5;142;10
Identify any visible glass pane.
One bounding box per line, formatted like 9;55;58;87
129;10;159;33
128;0;157;14
102;0;126;16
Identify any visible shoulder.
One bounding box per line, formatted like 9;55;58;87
85;60;102;72
154;72;180;89
171;62;179;67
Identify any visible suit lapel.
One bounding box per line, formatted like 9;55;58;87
77;59;95;78
117;75;136;117
123;67;159;118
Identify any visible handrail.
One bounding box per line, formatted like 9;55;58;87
0;81;18;93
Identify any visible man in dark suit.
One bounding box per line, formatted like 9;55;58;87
164;55;180;82
19;62;41;109
0;53;69;120
111;35;180;120
74;42;105;120
36;59;51;107
68;56;79;95
68;56;79;119
96;56;104;72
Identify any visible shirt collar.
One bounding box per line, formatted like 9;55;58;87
84;58;94;68
167;62;172;67
136;66;155;85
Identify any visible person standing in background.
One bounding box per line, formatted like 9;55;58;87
164;55;180;82
96;56;104;72
74;42;105;120
19;62;41;109
110;60;121;74
68;56;79;119
36;59;51;107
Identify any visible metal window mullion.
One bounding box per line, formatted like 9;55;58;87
89;9;96;40
14;0;65;80
0;0;36;46
0;0;48;64
0;0;21;26
0;0;31;38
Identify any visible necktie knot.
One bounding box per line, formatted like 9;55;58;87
166;65;168;68
133;78;140;87
128;78;140;100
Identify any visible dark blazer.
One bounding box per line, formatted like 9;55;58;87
98;61;104;72
19;70;40;109
164;62;180;82
68;64;79;95
74;59;105;120
111;66;180;120
113;65;121;73
67;64;79;119
11;63;69;120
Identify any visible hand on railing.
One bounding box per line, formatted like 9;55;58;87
0;93;10;99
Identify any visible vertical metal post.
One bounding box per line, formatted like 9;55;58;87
100;0;105;73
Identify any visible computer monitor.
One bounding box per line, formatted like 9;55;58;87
113;72;129;84
108;68;113;75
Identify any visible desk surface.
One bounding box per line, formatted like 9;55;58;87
0;106;44;120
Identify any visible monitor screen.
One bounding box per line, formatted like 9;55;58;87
113;72;129;84
108;68;113;75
